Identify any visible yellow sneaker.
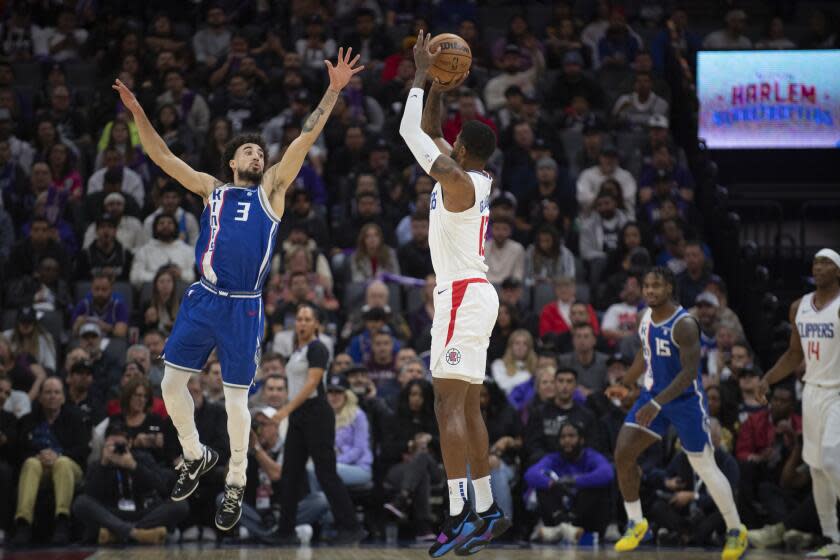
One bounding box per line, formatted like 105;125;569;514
615;518;649;552
722;524;748;560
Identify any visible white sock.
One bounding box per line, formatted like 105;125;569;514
161;366;202;461
223;385;250;487
624;500;643;524
688;446;741;530
472;475;493;513
812;467;840;543
448;478;468;516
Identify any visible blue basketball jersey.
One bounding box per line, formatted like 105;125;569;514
194;184;280;292
639;306;702;396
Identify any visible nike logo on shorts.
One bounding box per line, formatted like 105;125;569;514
437;288;449;295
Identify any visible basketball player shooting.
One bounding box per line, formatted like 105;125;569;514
112;48;362;531
758;249;840;559
400;31;510;557
612;267;748;560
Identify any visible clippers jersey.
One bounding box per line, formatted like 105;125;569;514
195;184;280;291
428;170;492;283
796;292;840;387
639;306;702;396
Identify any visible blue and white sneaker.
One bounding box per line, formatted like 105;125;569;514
428;502;483;558
455;502;511;556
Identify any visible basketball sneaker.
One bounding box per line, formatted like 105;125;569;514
748;522;784;548
428;502;483;558
722;524;748;560
805;541;840;559
171;446;219;501
614;518;649;552
215;484;245;531
455;502;512;555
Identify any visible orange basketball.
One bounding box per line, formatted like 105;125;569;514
428;33;472;88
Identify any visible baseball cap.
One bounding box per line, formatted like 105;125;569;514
695;291;720;307
70;360;94;376
17;307;36;324
326;374;348;392
343;365;370;378
607;353;632;366
362;306;388;322
504;85;524;98
489;191;517;209
536;156;558;171
503;44;520;56
252;406;278;419
96;213;118;227
79;322;102;338
648;115;669;129
600;144;619;157
368;137;390;153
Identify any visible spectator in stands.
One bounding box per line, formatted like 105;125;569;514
269;270;317;331
296;15;337;71
525;421;613;542
0;355;31;418
705;384;735;452
65;358;104;431
736;383;800;526
488;301;519;365
8;216;70;281
695;275;745;338
47;142;82;201
801;8;837;49
142;328;165;374
442;89;497;146
44;9;88;61
639;144;694;204
341;8;392;65
350;222;400;282
12;377;88;546
550;51;606;119
736;365;767;426
0;373;15;540
142;266;181;336
279;188;330;249
655;218;688;273
144;13;186;55
88;146;145;208
192;6;232;69
365;328;400;400
579;186;631;290
381;379;440;539
76;213;132;281
325;374;372;487
405;273;434;352
597;9;640;69
676;240;712;309
77;321;120;402
703;10;753;50
601;275;642;346
648;419;738;547
130;214;195;288
524;224;576;287
545;14;590;69
3;307;56;372
524;368;600;466
516;157;574;237
576;146;636;217
71;272;129;338
754;16;796;49
695;291;723;378
201;359;225;405
212;72;267;134
72;418;187;545
479;380;522;523
0;205;12;262
612;72;669;132
0;4;40;61
93;377;165;466
199;117;232;175
651;7;701;75
143;182;199;247
157;70;210;137
540;277;584;338
485;215;525;284
126;344;160;390
0;108;34;179
558;323;609;396
83;192;146;252
491;329;538;395
484;42;545;112
511;364;558;423
398;211;433;279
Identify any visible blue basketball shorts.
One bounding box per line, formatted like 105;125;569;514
625;388;712;453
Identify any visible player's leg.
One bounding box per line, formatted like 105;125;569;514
432;377;471;510
805;396;840;557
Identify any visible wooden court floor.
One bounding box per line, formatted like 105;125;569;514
1;544;808;560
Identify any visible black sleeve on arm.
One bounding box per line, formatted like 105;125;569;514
306;341;329;370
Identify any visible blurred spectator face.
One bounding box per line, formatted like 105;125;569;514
104;197;125;218
283;52;302;70
229;36;249;57
501;283;522;306
228;75;248;97
459;93;477;119
562;57;582;77
661;219;683;244
38;257;60;285
537;164;556;185
0;140;11;163
165;71;185;94
356;194;380;217
408;382;425;412
256;412;279;446
397;58;415;81
513;122;534;149
398;361;425;386
283;70;303;90
510;332;530;360
738;370;759;394
57;10;76;33
623;225;642;249
490;219;512;244
207;7;225;27
332;353;353;374
121;363;143;385
536;230;555;253
31;162;52;192
239;57;258;76
103;148;124;170
572;325;596;352
51;86;71;112
369;148;389;172
536;368;557;401
505;90;525;111
459;20;478;42
371;332;394;365
156;51;177;73
263;356;284;377
652;146;672;169
0;377;11;408
684;244;705;274
769;387;794;420
555;371;576;403
29;219;50;246
634;74;653;98
263;375;288;408
153;14;172;35
289;273;309;300
347;370;371;396
648;125;668;147
39;378;65;412
621;276;641;303
555;278;575;303
121;54;140;77
411;215;429;243
730;344;751;370
717;325;737;352
397;348;419;370
201;360;222;392
365;281;388;309
633;52;653;73
287;249;310;273
356;12;375;36
559;423;582;457
706;386;721;417
583;130;602;153
363;225;383;253
0;64;12;86
160;190;181;214
696;301;717;330
598;152;618;174
345;126;365;151
570;303;590;325
154;215;178;241
127;347;151;374
143;331;165;358
595;193;617;218
64;347;89;373
726;11;746;35
291;192;311;216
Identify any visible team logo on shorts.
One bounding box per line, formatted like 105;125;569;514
445;347;462;366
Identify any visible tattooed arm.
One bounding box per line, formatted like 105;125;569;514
262;47;363;219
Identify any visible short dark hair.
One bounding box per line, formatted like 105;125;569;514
460;120;496;163
646;266;676;294
264;373;287;387
261;352;284;365
221;133;266;182
572;322;595;335
295;301;322;322
105;417;129;438
555;367;578;380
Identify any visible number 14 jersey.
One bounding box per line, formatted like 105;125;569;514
796;292;840;387
428;171;492;284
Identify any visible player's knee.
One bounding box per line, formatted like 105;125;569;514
161;365;190;399
821;446;840;480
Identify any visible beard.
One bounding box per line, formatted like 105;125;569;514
560;443;583;462
237;166;263;185
157;230;178;242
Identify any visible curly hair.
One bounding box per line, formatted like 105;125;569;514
220;133;266;183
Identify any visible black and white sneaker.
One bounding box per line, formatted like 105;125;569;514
171;446;219;502
215;484;245;531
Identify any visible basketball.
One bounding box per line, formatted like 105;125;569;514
427;33;472;88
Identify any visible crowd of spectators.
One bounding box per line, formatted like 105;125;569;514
0;0;836;550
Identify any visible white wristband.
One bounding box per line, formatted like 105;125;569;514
650;399;662;411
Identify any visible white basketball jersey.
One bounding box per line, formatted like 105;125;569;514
796;292;840;387
428;170;492;283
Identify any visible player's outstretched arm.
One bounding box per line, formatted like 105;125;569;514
653;317;701;407
400;31;474;213
112;79;219;198
262;47;363;219
758;299;804;404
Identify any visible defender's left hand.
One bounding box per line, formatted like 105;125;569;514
326;47;364;92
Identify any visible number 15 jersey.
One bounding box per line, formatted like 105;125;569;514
428;170;492;284
639;306;702;397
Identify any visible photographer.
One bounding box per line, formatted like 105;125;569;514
72;419;189;544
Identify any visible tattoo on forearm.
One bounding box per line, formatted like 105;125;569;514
422;89;443;138
302;89;339;133
302;108;325;133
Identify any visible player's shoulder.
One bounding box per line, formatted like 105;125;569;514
790;295;807;316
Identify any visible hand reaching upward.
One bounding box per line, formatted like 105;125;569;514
112;78;143;115
326;47;364;92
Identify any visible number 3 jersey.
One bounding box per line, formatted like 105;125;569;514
195;184;280;291
639;306;703;397
428;170;492;283
796;292;840;387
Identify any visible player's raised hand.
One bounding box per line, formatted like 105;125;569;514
325;47;364;92
413;29;440;76
112;78;142;114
